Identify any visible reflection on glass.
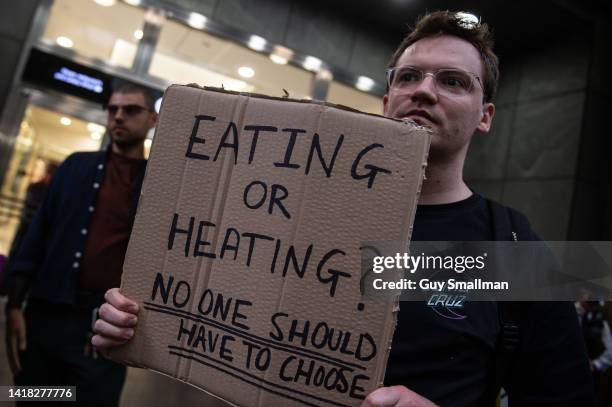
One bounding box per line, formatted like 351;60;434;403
42;0;146;68
327;81;383;115
150;19;312;98
0;106;103;254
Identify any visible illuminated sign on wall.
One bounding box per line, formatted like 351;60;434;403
22;48;162;106
53;67;104;94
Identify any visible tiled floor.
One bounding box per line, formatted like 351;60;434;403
0;298;228;407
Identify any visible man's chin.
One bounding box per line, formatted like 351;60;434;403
112;137;144;149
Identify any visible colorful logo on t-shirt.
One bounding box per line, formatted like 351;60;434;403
424;269;469;320
426;291;468;320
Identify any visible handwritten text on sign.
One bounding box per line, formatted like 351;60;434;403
149;113;393;405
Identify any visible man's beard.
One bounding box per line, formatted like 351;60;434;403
111;132;145;148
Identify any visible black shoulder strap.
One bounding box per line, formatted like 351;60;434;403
484;199;531;404
488;302;528;403
488;199;533;242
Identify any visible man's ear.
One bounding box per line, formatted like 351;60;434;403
149;112;158;128
476;102;495;133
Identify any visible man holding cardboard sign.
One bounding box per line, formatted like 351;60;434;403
93;11;594;407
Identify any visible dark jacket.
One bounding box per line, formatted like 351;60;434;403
6;149;145;308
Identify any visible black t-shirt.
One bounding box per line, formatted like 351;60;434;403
385;193;497;406
384;193;595;406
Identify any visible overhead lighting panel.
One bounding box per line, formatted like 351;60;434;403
56;36;74;48
238;66;255;78
187;12;207;30
248;35;267;52
269;45;293;65
303;56;322;72
356;76;375;92
94;0;116;6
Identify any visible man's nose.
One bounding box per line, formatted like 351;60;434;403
114;108;126;120
111;109;126;124
410;75;438;104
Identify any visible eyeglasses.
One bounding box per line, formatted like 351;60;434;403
386;66;483;97
105;104;151;117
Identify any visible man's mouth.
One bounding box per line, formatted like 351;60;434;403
401;110;436;126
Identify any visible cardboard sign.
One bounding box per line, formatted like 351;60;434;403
111;85;430;407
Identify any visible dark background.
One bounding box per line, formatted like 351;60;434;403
0;0;610;240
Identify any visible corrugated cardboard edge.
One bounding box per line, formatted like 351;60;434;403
372;122;430;390
111;84;432;402
183;83;433;132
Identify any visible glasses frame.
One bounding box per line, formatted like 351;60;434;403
386;65;484;97
105;104;153;117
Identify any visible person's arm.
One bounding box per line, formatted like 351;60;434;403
592;321;612;372
504;302;595;406
5;158;66;375
4;196;48;375
6;157;69;302
4;277;27;375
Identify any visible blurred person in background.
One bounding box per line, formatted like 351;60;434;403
0;161;58;295
577;298;612;406
4;83;156;406
4;162;58;269
91;11;595;407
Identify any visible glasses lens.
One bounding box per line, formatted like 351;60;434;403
390;67;422;88
435;70;473;94
106;104;147;116
123;105;145;115
106;105;118;115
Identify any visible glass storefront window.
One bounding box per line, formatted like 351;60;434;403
150;19;313;98
327;81;383;115
0;105;103;255
41;0;146;69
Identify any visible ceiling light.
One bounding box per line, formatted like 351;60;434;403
317;69;333;81
224;80;248;91
94;0;116;6
455;12;480;29
154;97;162;113
356;76;375;92
124;0;141;5
238;66;255;78
247;35;266;51
133;29;143;40
60;117;72;126
144;8;165;25
56;36;74;48
269;54;287;65
303;56;322;72
90;132;102;140
187;12;207;30
270;45;292;65
144;139;152;149
87;122;105;132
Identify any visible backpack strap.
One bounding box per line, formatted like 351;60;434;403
485;301;529;404
487;199;533;242
483;199;532;404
